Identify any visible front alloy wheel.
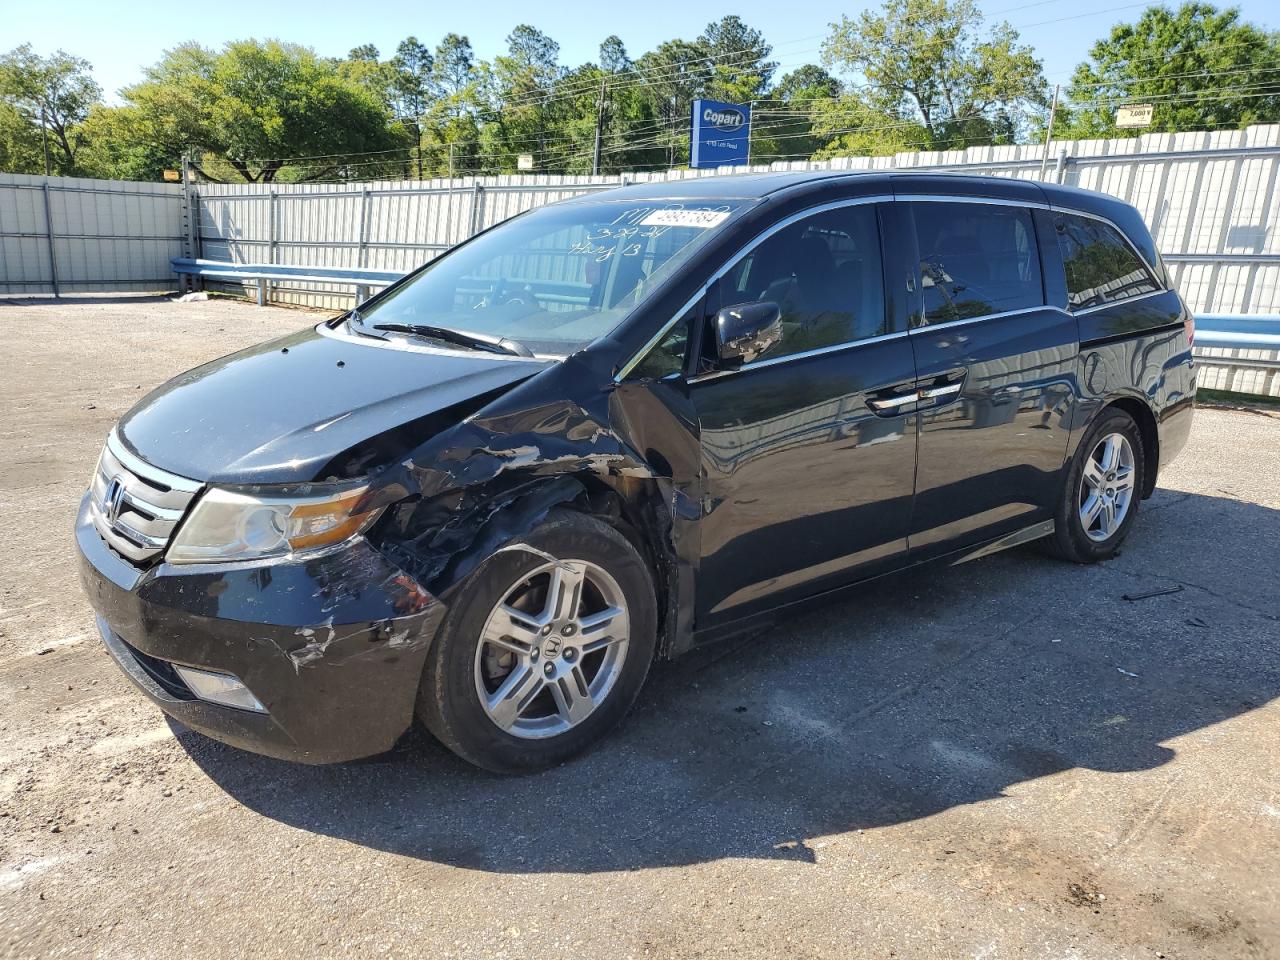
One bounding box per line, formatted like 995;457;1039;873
475;560;630;738
417;509;656;773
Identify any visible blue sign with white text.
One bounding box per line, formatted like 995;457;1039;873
690;99;751;169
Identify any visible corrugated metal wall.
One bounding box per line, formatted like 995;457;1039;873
0;173;186;294
191;124;1280;314
2;124;1276;316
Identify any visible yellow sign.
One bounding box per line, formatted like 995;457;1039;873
1115;105;1154;129
162;169;182;182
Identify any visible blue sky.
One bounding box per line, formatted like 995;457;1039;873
6;0;1278;103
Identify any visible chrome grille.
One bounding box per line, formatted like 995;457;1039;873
89;432;202;565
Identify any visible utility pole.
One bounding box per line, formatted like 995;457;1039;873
1039;84;1060;182
448;141;455;179
40;106;51;176
592;78;607;176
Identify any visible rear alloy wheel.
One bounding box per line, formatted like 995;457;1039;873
1078;432;1137;542
1043;408;1146;563
417;510;656;773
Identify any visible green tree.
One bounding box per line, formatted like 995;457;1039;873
0;44;102;174
0;100;44;173
810;95;927;158
338;45;397;110
115;40;409;182
76;103;175;181
488;26;564;170
636;40;712;168
591;37;665;174
822;0;1046;150
1059;2;1280;137
698;15;776;104
419;33;483;176
751;65;842;164
390;37;435;177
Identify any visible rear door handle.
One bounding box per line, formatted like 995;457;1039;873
915;369;968;407
918;383;962;400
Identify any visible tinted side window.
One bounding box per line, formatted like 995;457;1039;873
911;202;1043;325
628;306;692;380
714;204;886;363
1057;213;1161;310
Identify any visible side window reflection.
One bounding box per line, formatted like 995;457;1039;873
714;205;887;363
911;202;1043;325
628;308;691;380
1057;213;1160;310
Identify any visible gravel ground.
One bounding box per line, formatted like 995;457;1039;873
1;295;1278;960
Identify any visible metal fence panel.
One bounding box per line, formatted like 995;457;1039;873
3;125;1278;317
0;172;185;294
181;124;1280;315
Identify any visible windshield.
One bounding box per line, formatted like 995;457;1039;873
353;198;751;355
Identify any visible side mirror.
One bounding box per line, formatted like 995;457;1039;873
714;301;782;367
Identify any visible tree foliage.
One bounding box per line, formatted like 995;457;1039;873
3;2;1277;183
1058;2;1280;137
822;0;1046;149
0;44;101;173
111;40;410;182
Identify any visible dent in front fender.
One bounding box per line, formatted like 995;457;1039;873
367;355;700;658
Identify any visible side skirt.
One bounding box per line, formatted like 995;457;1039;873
681;519;1057;653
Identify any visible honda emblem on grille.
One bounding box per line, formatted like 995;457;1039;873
103;477;125;527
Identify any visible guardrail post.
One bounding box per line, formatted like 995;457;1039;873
41;180;59;297
256;277;267;307
354;284;369;305
1054;146;1068;184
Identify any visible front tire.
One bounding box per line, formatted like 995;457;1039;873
1044;408;1145;563
417;509;657;773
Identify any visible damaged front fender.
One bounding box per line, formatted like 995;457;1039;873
366;354;700;658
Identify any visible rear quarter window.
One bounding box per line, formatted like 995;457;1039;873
1056;213;1161;311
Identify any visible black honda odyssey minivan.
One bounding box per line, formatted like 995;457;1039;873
77;172;1195;772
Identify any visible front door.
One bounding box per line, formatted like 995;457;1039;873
687;202;918;627
900;199;1078;558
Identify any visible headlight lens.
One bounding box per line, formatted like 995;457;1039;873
166;484;384;564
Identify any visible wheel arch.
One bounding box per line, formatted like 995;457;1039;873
387;469;682;660
1094;395;1160;498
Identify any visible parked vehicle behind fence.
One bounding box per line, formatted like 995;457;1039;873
76;171;1196;772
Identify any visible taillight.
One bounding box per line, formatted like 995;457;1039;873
1183;312;1195;347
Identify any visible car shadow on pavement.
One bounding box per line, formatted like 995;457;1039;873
177;490;1280;873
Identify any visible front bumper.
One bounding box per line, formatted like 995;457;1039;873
76;494;444;763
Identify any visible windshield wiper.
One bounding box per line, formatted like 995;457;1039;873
367;322;534;358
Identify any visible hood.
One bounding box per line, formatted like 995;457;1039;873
117;324;551;484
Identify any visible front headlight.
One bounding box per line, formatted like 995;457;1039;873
166;483;385;565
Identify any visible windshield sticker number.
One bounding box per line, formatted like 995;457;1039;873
639;208;731;229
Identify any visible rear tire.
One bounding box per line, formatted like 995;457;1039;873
1043;408;1146;563
416;509;656;773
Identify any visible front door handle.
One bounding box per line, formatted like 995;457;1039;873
867;391;919;412
868;370;967;415
867;382;921;414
